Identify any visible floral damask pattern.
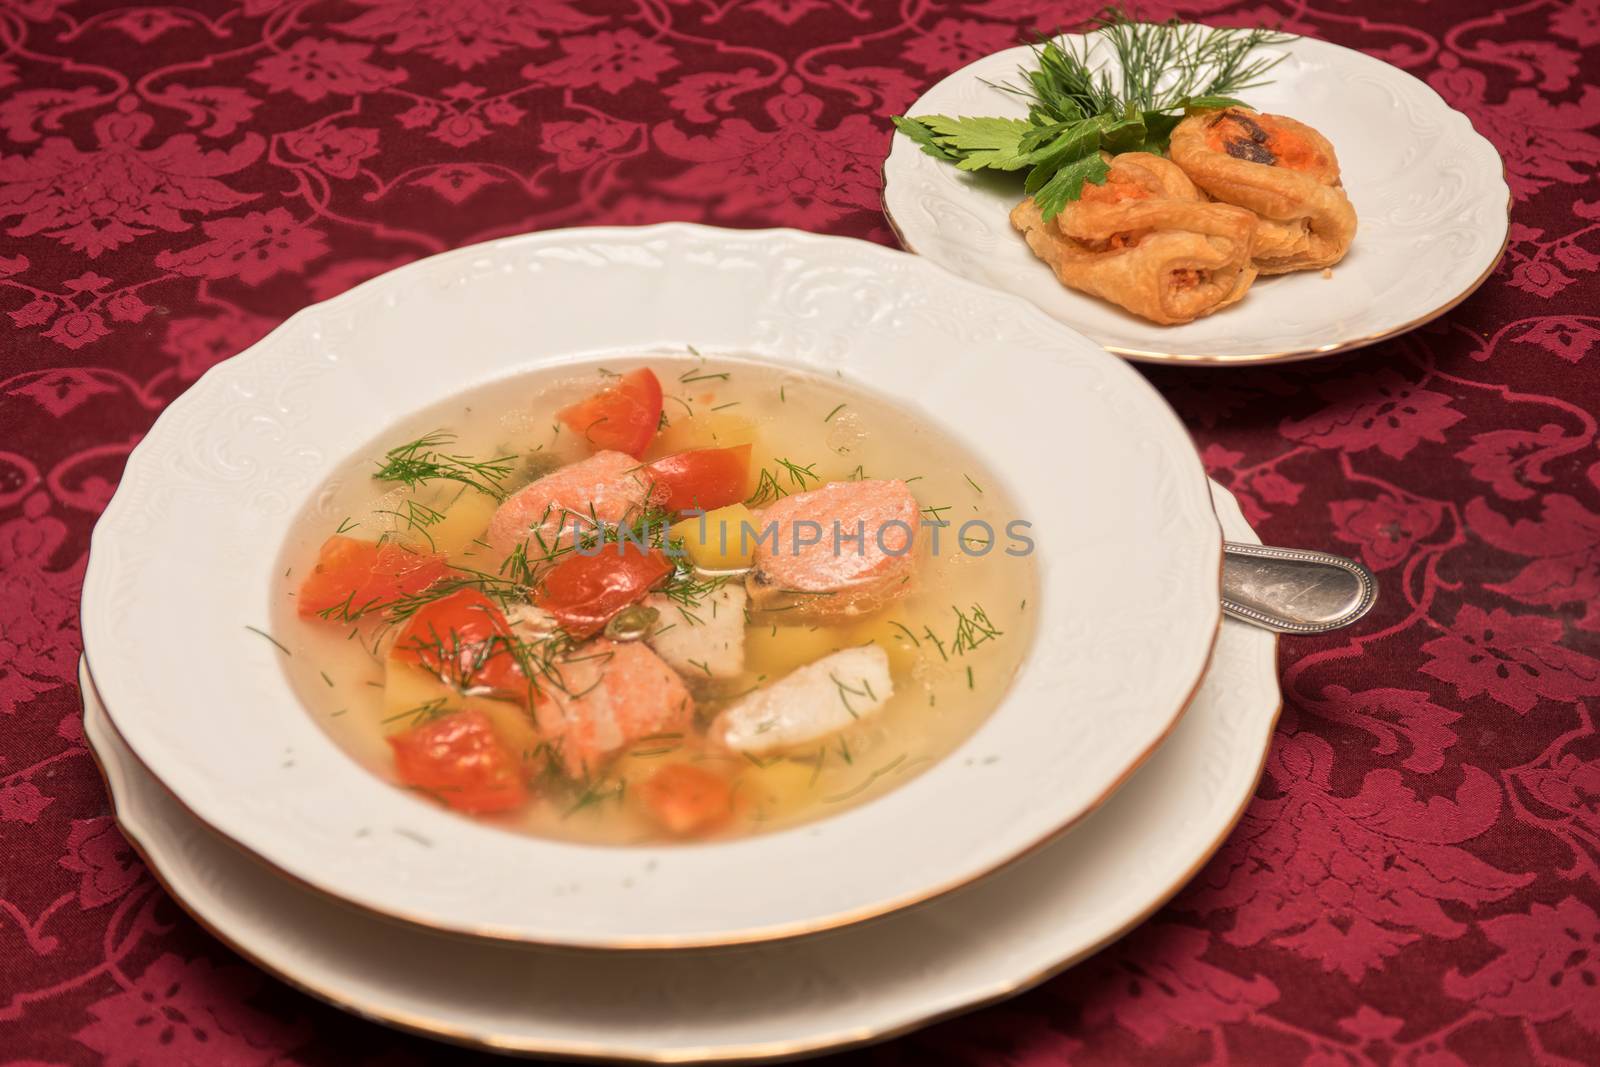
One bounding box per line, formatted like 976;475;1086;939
1;1;1597;1065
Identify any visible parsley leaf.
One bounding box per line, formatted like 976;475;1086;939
1032;153;1112;221
918;115;1036;172
890;116;962;161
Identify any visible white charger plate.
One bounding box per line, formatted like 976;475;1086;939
882;32;1510;365
79;224;1222;948
81;481;1278;1062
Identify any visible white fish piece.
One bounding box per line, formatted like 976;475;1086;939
644;585;746;680
714;645;892;755
505;602;560;643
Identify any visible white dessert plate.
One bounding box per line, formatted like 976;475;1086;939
81;481;1278;1062
79;224;1221;949
882;32;1510;365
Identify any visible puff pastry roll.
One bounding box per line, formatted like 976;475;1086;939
1169;109;1357;274
1009;152;1258;325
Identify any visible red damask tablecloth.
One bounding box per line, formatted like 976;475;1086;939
3;1;1599;1064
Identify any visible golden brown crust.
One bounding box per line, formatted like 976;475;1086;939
1009;153;1258;326
1169;109;1357;274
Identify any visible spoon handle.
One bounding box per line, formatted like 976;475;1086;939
1221;543;1378;635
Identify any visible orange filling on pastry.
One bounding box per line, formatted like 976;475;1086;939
1170;268;1207;291
1203;111;1326;173
1081;228;1151;252
1078;171;1155;204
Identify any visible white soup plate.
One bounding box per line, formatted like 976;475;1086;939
80;223;1221;949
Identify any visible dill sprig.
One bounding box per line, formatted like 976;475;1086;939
373;498;447;551
373;431;515;499
892;7;1291;220
745;457;820;507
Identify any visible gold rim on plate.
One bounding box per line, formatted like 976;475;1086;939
81;633;1280;1062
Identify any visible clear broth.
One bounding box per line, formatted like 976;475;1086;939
274;354;1037;844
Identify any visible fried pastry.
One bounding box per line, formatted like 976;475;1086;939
1009;152;1259;326
1169;109;1357;274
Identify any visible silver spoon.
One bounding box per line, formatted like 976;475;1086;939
1222;543;1377;634
618;550;1375;639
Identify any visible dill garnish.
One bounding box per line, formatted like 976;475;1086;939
373;431;515;499
824;754;908;803
892;9;1291;220
745;458;820;506
951;603;1004;654
373;498;447;550
887;621;921;647
830;672;872;718
245;625;290;656
381;697;451;729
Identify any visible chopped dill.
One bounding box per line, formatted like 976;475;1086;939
824;403;847;422
951;603;1004;655
373;498;447;550
564;779;627;818
824;754;907;803
830;671;871;718
373;431;514;499
745;458;820;506
381;697;451;729
245;625;290;656
887;620;921;647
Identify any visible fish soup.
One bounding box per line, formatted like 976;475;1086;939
274;356;1038;844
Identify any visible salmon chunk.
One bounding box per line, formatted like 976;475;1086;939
713;645;892;755
486;451;649;557
746;480;919;620
537;639;693;777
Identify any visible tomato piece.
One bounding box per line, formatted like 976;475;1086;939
388;709;528;814
643;444;752;513
534;543;673;638
391;589;526;699
556;368;663;458
637;763;735;836
297;535;447;620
